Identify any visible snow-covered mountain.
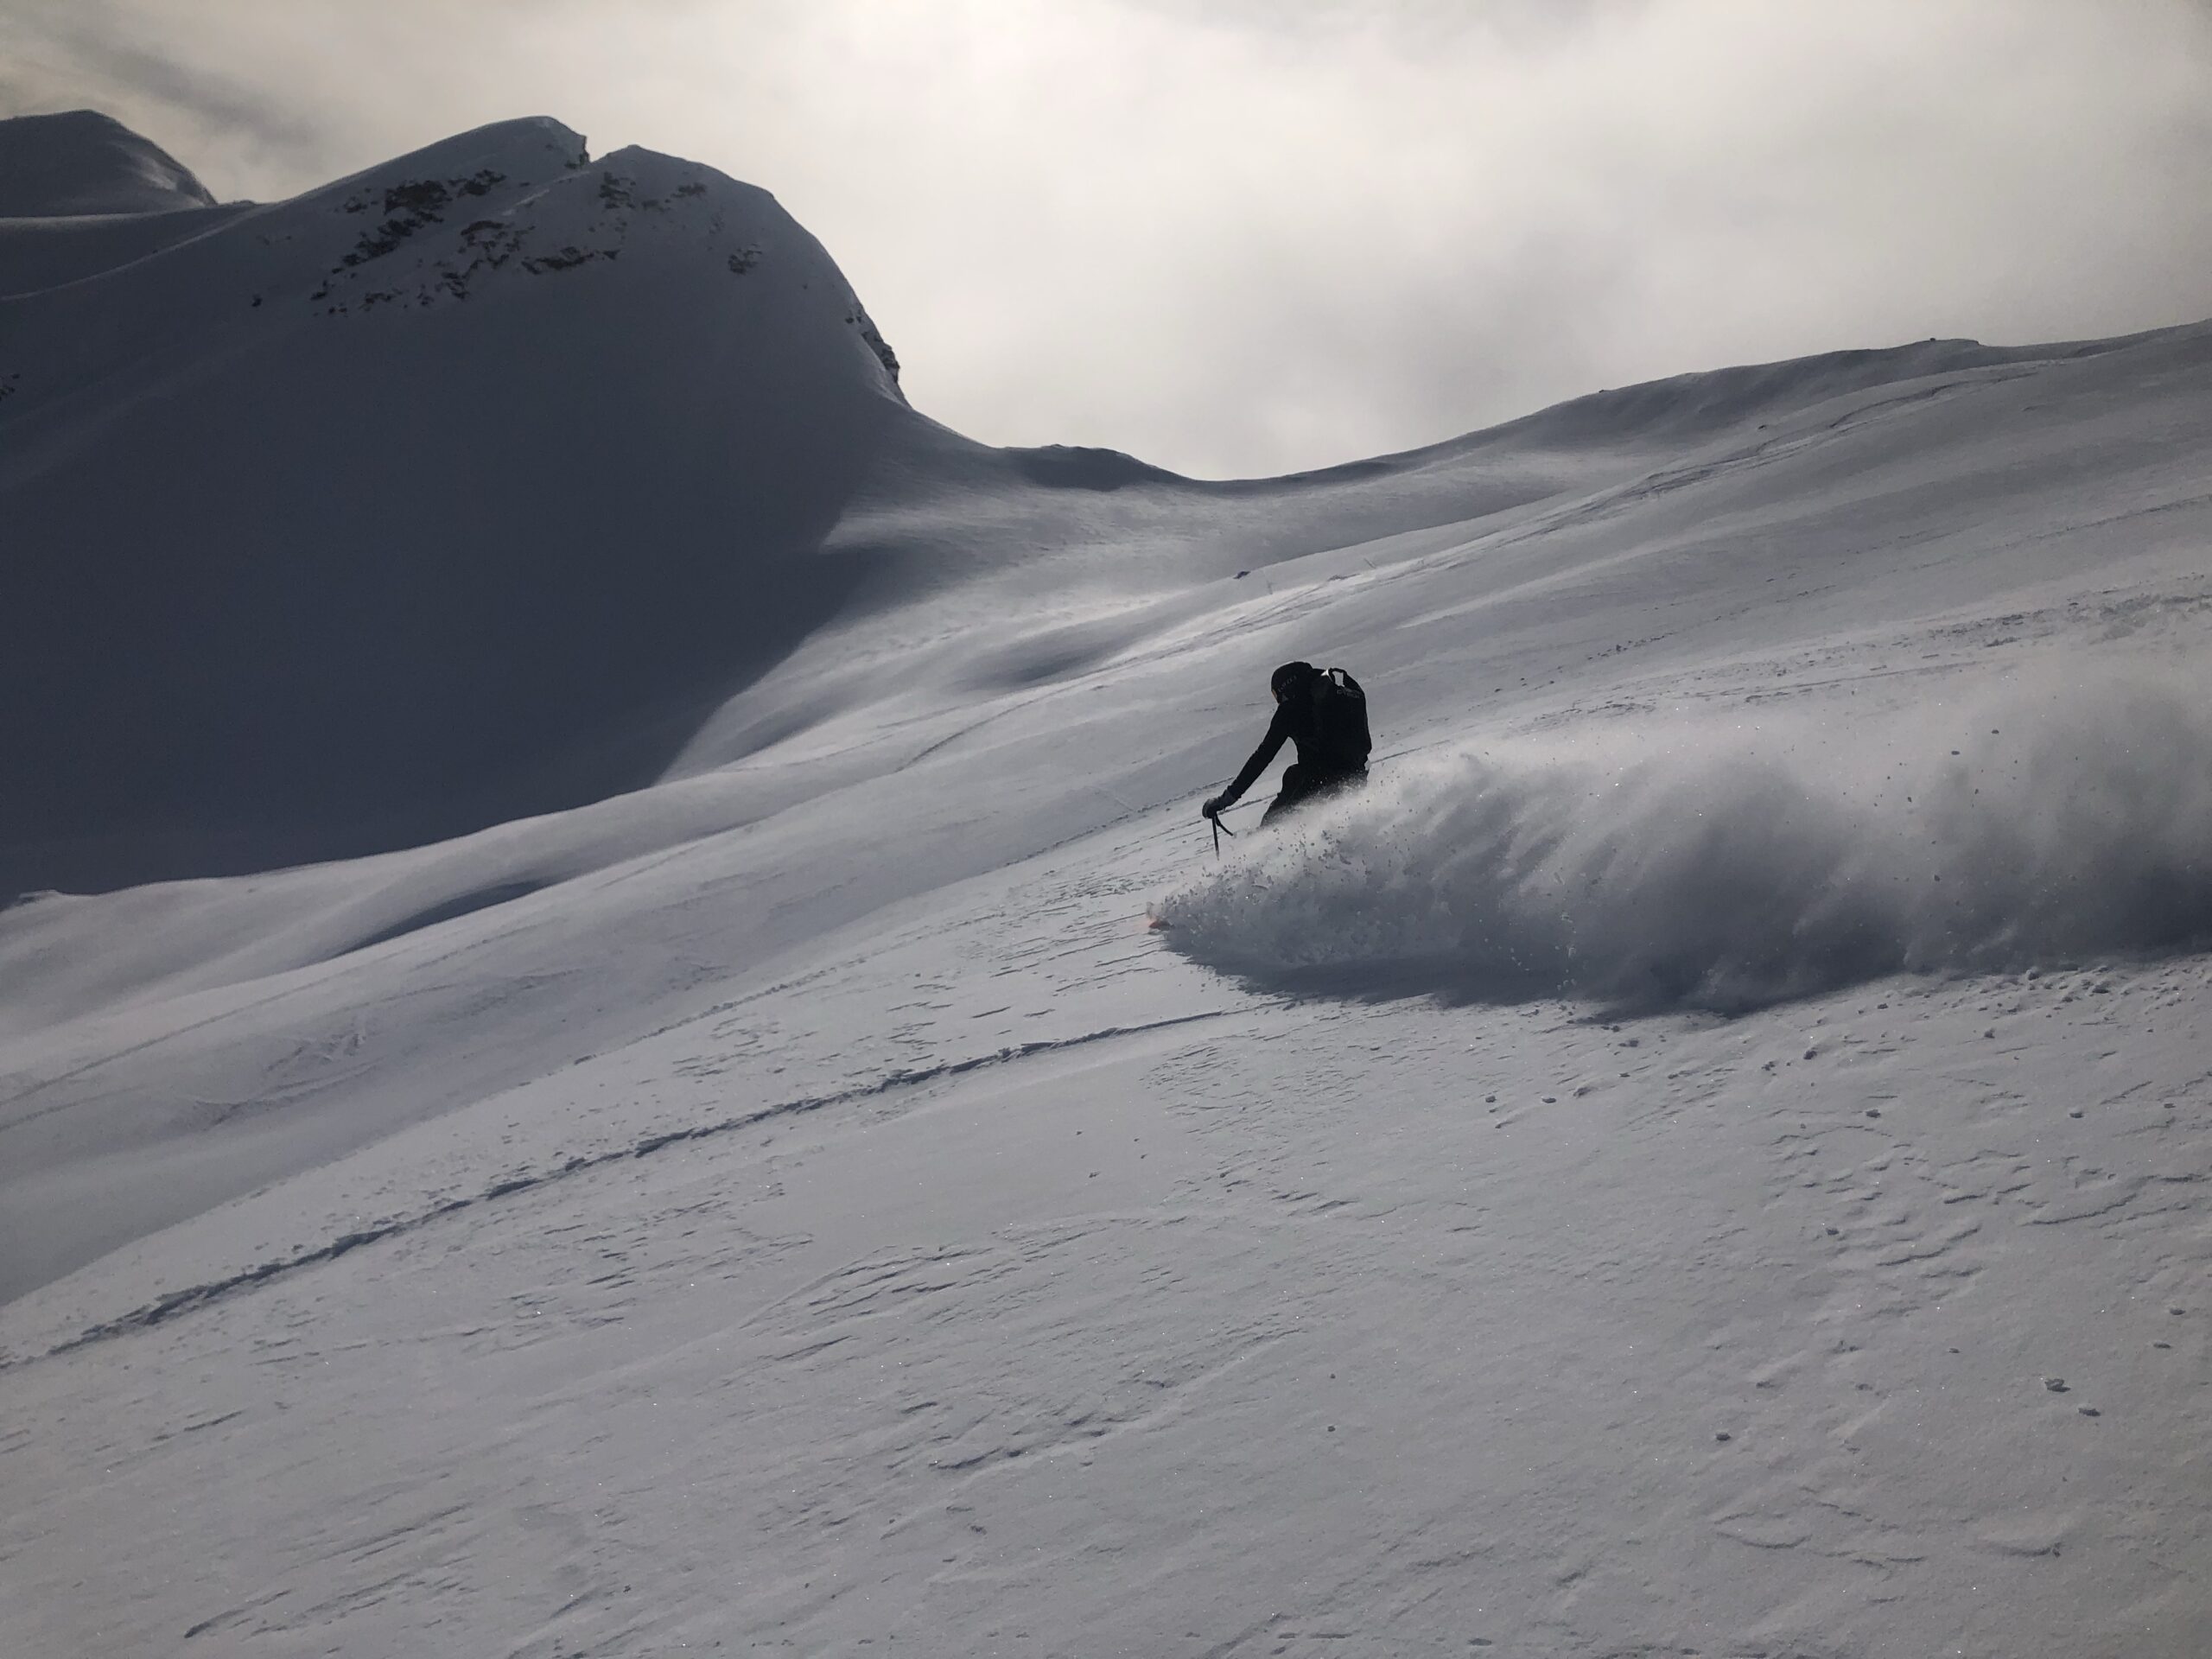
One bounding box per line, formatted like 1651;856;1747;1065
3;115;2210;1657
0;114;924;891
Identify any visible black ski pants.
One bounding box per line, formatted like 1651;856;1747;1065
1260;763;1366;827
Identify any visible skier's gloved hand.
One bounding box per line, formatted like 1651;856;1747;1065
1202;795;1226;820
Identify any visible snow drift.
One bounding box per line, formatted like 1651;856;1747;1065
1157;673;2212;1011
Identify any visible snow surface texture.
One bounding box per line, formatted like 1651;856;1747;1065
1160;673;2212;1010
4;112;2212;1657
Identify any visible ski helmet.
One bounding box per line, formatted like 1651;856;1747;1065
1270;661;1317;699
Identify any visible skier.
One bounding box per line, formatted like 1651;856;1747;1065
1202;661;1371;829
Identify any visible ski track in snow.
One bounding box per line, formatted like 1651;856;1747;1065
16;1007;1246;1365
4;932;2208;1656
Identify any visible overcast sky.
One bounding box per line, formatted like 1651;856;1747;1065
5;0;2209;477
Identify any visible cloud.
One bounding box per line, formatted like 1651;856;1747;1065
0;2;327;180
3;0;2209;477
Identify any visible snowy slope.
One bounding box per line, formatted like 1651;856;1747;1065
3;116;2211;1658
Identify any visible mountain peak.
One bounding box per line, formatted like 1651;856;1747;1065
0;108;219;218
0;111;913;889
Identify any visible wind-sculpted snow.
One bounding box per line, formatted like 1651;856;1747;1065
1158;675;2212;1012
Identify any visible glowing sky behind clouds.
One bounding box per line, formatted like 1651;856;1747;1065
5;0;2209;477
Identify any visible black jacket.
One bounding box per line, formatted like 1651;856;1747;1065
1216;673;1369;808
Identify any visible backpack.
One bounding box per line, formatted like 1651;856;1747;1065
1306;666;1371;772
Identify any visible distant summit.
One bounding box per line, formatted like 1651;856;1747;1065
0;112;917;889
0;108;219;217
